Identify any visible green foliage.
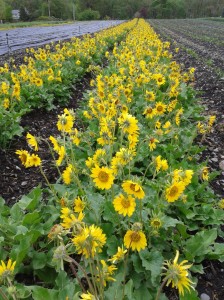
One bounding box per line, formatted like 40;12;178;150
78;8;100;21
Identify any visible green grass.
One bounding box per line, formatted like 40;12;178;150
204;17;224;22
0;20;74;30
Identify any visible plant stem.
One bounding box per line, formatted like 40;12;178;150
39;165;58;199
0;288;9;300
69;262;86;292
69;256;95;295
155;275;170;300
122;248;130;299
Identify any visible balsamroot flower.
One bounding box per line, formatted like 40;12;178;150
26;132;38;151
80;291;96;300
124;224;147;252
108;246;127;264
113;193;136;217
162;250;194;296
90;165;115;190
72;225;106;258
0;259;16;282
165;181;185;203
122;180;145;199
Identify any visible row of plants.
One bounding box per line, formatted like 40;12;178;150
0;19;133;149
1;18;224;299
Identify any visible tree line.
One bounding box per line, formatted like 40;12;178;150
0;0;223;22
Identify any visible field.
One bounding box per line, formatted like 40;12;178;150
0;19;224;299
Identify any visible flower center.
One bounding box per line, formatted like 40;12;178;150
130;232;141;242
121;198;130;208
157;105;163;112
130;183;138;192
21;153;28;163
169;186;178;197
98;171;109;182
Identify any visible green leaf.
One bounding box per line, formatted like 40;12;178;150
207;243;224;261
162;216;182;229
131;253;145;273
22;212;40;225
18;187;42;211
10;203;24;221
139;250;163;286
185;229;217;261
179;288;199;300
133;286;153;299
30;286;58;300
190;264;204;274
32;252;48;270
124;279;134;299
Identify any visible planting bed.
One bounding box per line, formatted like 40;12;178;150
149;19;224;299
0;19;224;299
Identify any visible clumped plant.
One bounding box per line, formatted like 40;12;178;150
0;19;224;300
0;20;133;149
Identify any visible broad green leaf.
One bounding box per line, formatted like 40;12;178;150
22;212;40;225
185;229;217;261
131;253;145;273
179;288;199;300
207;243;224;261
124;279;134;299
32;252;48;270
162;216;182;229
133;286;153;300
18;187;42;211
30;286;58;300
139;250;163;286
10;203;24;221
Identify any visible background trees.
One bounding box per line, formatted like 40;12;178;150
0;0;223;21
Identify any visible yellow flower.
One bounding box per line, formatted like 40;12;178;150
218;199;224;209
163;250;194;296
165;181;186;203
35;78;43;87
124;230;147;252
149;137;159;151
74;197;85;212
60;208;84;229
182;170;194;186
98;260;117;286
143;106;156;119
56;146;66;166
122;180;145;199
108;246;127;264
28;154;41;167
3;98;10;109
15;149;30;168
26;132;38;151
57;109;74;133
0;259;16;282
80;291;96;300
62;164;73;184
201;166;209;181
49;135;60;152
155;102;166;115
72;225;106;258
145;90;155;102
118;113;139;134
113;194;136;217
90;165;115;190
150;217;162;229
